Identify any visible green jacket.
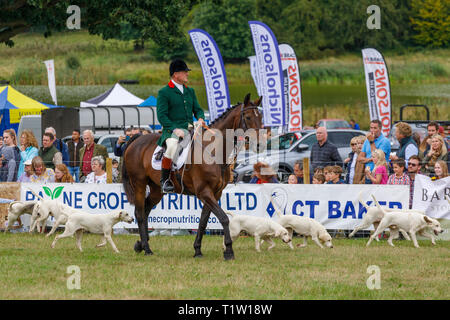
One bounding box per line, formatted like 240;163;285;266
157;80;205;147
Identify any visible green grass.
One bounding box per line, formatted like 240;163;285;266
0;232;449;299
1;31;449;86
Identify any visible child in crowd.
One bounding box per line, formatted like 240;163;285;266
288;174;298;184
323;166;333;183
387;158;411;186
312;173;325;184
327;166;345;184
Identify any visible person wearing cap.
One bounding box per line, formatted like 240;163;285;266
17;159;33;182
156;59;205;193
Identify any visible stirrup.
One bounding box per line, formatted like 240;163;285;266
161;179;174;193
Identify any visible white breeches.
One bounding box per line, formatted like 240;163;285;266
164;138;179;160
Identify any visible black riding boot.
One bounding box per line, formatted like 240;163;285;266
161;157;174;193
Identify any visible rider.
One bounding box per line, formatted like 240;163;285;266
156;59;205;193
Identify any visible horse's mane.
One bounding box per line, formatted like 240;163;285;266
209;103;242;127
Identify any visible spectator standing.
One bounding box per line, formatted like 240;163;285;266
323;166;333;183
310;126;343;172
344;136;365;184
0;129;21;182
359;120;391;182
17;129;39;180
44;127;69;166
79;130;108;182
365;149;389;185
84;156;107;184
249;162;279;184
349;119;360;130
433;160;448;180
17;159;33;182
407;155;422;209
390;122;418;169
30;156;55;183
114;127;133;183
39;132;62;170
54;164;74;183
293;160;304;184
387;158;411;186
420;134;448;177
67;129;84;182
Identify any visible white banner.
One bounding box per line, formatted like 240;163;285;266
21;183;409;231
189;29;231;122
362;48;391;137
248;55;262;96
43;59;57;105
248;21;285;127
412;175;450;219
279;44;302;132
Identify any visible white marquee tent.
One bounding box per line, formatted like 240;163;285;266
80;83;144;107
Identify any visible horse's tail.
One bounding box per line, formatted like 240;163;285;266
121;157;136;205
121;134;143;205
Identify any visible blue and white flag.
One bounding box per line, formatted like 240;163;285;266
189;29;231;122
248;21;285;127
248;55;262;96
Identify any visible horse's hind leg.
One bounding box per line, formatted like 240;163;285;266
193;204;212;258
134;183;162;256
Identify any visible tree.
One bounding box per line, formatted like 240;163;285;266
0;0;193;60
190;0;257;62
410;0;450;47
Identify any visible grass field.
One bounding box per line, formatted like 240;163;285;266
1;232;448;300
1;31;449;86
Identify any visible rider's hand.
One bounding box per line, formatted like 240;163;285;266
198;118;205;127
173;128;185;139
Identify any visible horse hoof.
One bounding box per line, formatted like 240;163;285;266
223;252;235;261
194;253;203;258
144;250;153;256
134;241;143;253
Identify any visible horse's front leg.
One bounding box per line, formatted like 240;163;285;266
199;192;234;261
193;204;211;258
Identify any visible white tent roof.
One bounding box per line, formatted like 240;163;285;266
80;83;144;108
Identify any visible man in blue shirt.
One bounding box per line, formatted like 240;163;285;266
358;120;391;176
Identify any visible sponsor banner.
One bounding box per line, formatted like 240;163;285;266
248;55;262;96
279;44;302;132
248;21;285;127
21;183;409;231
43;59;58;105
362;48;392;137
413;174;450;219
189;29;231;122
412;175;450;240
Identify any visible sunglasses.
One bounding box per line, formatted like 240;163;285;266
351;143;357;146
408;162;419;167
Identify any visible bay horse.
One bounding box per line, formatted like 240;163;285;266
122;94;263;260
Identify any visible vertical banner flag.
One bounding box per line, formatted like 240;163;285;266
248;21;285;127
362;48;392;137
248;55;262;96
189;29;231;122
43;59;57;105
279;44;302;132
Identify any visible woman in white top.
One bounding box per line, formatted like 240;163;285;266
85;156;107;184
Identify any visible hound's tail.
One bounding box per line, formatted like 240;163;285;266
225;211;235;217
358;191;372;211
371;194;387;215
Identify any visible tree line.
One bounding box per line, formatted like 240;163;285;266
1;0;448;61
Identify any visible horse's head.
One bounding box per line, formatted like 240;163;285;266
238;93;263;131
